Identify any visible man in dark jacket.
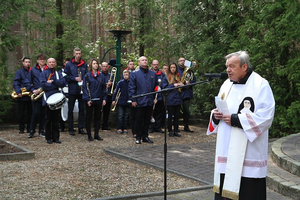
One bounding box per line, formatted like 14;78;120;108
40;58;66;144
58;58;70;132
27;53;48;138
64;48;88;136
100;62;115;130
128;56;158;144
13;57;32;134
149;59;165;133
178;57;196;132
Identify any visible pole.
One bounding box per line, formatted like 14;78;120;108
131;79;212;199
163;92;168;199
115;35;121;82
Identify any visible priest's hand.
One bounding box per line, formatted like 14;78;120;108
213;109;223;120
222;114;231;126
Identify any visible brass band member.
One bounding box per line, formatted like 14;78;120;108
149;59;165;133
65;48;88;135
58;58;70;132
112;70;130;134
128;56;159;144
126;60;137;138
178;57;196;132
100;62;115;130
82;59;106;141
162;62;183;137
40;58;66;144
27;53;48;138
13;57;32;134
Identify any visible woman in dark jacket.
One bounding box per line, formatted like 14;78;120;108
82;58;107;141
162;62;184;137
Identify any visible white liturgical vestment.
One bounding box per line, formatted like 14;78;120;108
207;72;275;200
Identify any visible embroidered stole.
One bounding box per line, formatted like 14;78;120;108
213;72;263;200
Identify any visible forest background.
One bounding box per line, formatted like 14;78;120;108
1;0;300;138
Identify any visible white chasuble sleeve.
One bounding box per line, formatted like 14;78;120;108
238;80;275;143
207;110;219;135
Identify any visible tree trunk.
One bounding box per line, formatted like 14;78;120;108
138;1;146;56
56;0;64;66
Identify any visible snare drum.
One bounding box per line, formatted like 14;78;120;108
61;99;79;121
46;93;66;110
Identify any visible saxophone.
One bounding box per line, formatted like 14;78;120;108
11;87;32;99
30;88;44;101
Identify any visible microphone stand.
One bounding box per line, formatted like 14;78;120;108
131;79;212;200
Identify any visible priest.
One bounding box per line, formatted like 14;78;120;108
207;51;275;200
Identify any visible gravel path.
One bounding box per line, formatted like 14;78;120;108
0;124;215;199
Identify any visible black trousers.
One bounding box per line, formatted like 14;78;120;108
18;99;32;132
214;174;266;200
134;106;152;139
30;101;45;133
45;107;60;141
150;100;164;130
101;95;112;129
68;94;85;130
182;98;191;127
85;101;101;136
167;105;180;132
130;106;136;136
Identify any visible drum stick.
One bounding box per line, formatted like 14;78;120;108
47;74;52;81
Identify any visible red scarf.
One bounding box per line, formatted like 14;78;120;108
71;58;85;67
36;64;48;71
25;66;31;73
91;70;100;77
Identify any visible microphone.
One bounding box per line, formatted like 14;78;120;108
204;72;228;80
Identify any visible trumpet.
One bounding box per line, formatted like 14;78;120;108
178;60;198;92
107;67;117;95
31;88;44;101
31;73;51;100
111;88;121;112
11;87;31;99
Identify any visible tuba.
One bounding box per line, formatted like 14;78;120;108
178;60;198;92
30;88;45;101
107;67;117;96
11;87;32;99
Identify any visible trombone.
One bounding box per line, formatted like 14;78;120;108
111;88;121;112
107;67;117;95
